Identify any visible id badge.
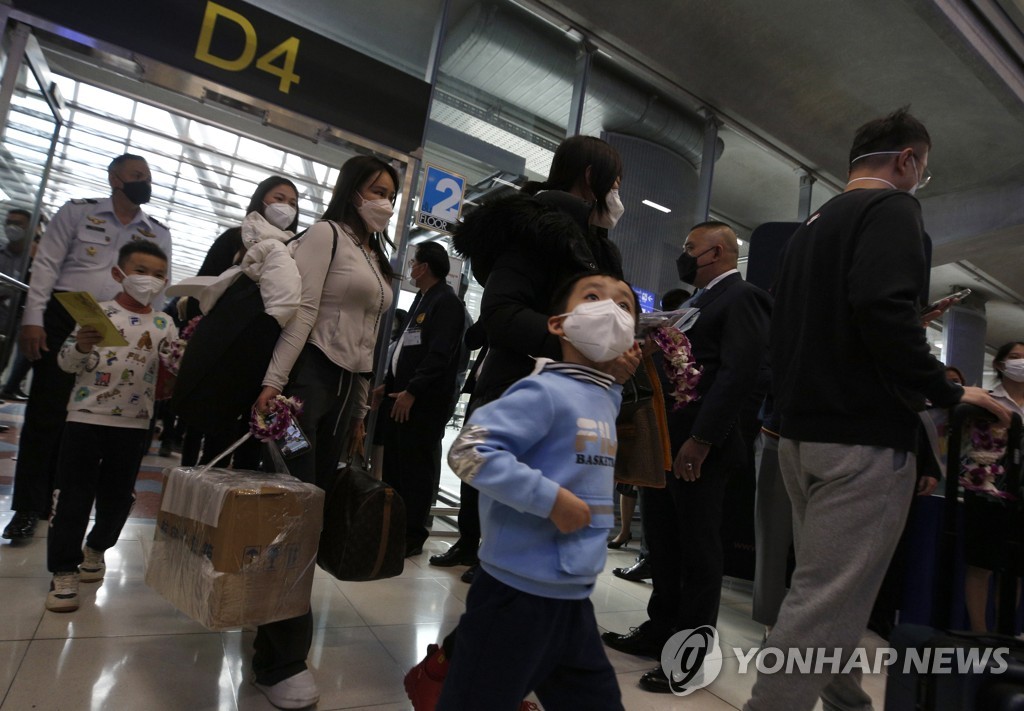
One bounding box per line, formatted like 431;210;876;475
405;329;422;346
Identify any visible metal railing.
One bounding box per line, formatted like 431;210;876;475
0;272;28;292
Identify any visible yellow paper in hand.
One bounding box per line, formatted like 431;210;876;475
54;292;129;347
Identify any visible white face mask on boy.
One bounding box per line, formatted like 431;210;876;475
559;298;636;363
117;267;165;306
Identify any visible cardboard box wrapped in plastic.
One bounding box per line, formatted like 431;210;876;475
145;466;324;630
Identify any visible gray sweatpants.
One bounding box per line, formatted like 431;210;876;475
744;439;916;711
753;433;791;626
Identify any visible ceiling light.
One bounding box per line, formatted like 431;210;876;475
641;199;671;213
737;239;745;246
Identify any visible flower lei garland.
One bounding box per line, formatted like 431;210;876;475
651;326;702;411
959;420;1015;500
250;395;304;442
157;316;202;376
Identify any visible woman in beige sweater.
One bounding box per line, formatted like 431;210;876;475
251;155;398;709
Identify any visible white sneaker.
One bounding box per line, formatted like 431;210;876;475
79;546;105;583
254;670;319;709
46;572;80;612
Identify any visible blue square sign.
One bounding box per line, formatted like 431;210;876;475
418;164;467;234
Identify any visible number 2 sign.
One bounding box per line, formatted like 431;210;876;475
417;164;467;235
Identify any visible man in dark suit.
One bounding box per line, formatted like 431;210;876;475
602;221;771;693
377;241;468;557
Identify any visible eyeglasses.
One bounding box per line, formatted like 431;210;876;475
911;156;932;190
851;150;931;190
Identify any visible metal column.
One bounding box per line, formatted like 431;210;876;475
567;40;596;138
797;170;815;220
693;109;720;224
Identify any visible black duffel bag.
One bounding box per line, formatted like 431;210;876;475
317;463;406;582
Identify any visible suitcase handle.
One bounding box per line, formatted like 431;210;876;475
195;432;253;475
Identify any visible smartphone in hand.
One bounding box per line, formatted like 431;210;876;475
921;288;971;316
265;413;311;459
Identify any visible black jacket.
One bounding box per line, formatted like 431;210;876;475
453;191;623;406
385;281;468;412
663;273;772;451
772;189;963;452
199;227;243;277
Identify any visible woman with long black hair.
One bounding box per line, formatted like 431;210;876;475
250;155;398;709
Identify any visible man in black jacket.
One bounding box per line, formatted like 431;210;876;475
377;241;468;557
745;109;1009;710
602;221;772;693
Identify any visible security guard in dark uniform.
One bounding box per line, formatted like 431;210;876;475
3;154;172;540
375;241;468;556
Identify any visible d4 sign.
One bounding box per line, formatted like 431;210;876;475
195;1;301;94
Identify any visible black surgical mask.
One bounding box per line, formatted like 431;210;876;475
676;246;716;285
120;180;152;206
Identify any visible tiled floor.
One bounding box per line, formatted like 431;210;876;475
0;407;892;709
0;516;893;710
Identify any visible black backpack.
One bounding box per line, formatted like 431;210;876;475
172;224;338;430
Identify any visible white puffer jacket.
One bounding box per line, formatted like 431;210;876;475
167;212;302;328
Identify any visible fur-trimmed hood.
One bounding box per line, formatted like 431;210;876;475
452;191;622;285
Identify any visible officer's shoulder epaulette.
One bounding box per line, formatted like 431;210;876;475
150;216;167;230
70;198;99;205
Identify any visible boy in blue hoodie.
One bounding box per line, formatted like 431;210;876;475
438;272;637;711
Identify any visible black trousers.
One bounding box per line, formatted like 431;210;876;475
12;298;76;516
195;416;262;470
47;422;149;572
640;428;742;639
252;344;362;686
437;570;624;711
380;401;447;550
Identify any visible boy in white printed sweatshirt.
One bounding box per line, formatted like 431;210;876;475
46;241;176;612
437;273;638;711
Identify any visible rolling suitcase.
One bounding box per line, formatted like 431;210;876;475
885;405;1024;709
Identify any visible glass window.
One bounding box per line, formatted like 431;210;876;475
128;128;183;159
71;110;131;139
188;122;237;152
74;83;135;119
237;137;284;170
133;103;182;137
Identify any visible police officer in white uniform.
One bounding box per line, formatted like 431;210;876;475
2;154;172;540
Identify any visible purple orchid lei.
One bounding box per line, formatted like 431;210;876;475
959;420;1015;500
651;326;702;411
250;395;304;442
